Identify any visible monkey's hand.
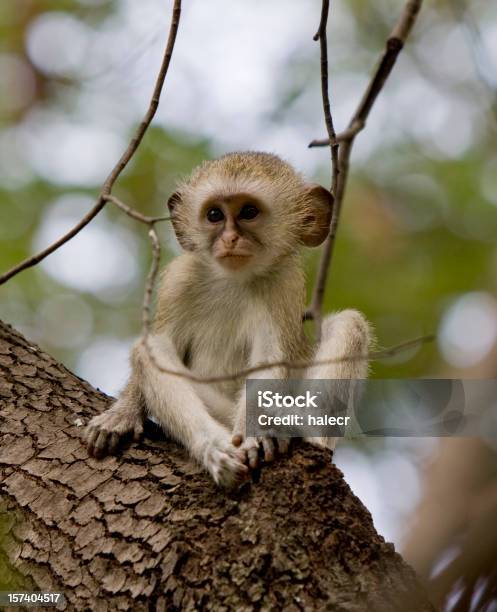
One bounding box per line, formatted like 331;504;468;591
203;437;249;489
85;402;144;458
232;435;290;469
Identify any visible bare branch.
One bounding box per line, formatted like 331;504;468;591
314;0;339;195
311;0;422;150
313;0;340;340
309;120;364;149
306;0;423;324
142;227;162;338
0;0;182;287
143;333;434;385
103;194;166;344
104;195;171;225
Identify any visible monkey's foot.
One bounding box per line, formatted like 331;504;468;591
204;438;249;489
85;406;144;458
234;436;290;469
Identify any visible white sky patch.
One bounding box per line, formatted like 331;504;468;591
18;0;490;187
155;0;318;151
0;127;34;193
33;194;140;294
37;294;94;350
18;109;126;187
438;292;497;368
476;18;497;87
77;337;133;396
26;12;92;78
334;446;390;539
335;441;426;548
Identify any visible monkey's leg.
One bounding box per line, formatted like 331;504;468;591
193;383;235;430
86;373;146;458
305;309;371;451
133;338;248;489
231;324;290;468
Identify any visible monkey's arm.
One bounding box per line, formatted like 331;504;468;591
86;371;146;458
131;331;248;488
232;320;289;467
86;327;248;488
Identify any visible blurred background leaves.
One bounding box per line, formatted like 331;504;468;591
1;0;496;569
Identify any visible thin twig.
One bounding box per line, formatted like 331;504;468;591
105;193;164;342
314;0;339;196
306;0;423;323
309;120;364;148
313;0;339;341
102;194;165;340
0;0;182;287
143;334;434;385
142;227;162;337
104;195;171;225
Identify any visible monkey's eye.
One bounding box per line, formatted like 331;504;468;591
239;204;259;220
206;207;224;223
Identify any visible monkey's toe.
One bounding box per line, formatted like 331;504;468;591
205;441;250;489
216;460;249;489
261;438;275;462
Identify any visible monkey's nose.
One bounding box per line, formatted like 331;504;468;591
223;232;239;246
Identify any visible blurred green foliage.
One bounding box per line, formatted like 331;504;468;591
1;0;497;595
0;0;496;391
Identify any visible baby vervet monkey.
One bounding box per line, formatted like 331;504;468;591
85;152;371;488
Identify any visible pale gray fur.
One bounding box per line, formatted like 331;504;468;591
85;152;372;488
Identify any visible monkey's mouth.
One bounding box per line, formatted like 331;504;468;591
217;253;253;269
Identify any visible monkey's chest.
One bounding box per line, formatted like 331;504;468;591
184;315;252;398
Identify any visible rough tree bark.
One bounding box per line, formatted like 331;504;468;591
0;320;434;611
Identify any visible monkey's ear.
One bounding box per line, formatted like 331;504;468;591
300;184;334;247
167;190;182;214
167;191;195;251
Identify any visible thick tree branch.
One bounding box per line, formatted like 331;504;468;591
0;320;435;610
0;1;182;287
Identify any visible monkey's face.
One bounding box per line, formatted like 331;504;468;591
200;193;265;272
167;153;335;277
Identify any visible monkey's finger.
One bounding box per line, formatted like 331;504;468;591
107;432;121;455
277;438;290;454
236;463;249;478
133;423;144;442
86;427;100;457
234;448;247;465
247;446;259;469
262;438;275;463
233;464;250;488
218;457;249;489
93;430;111;459
232;434;243;447
238;447;249;465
